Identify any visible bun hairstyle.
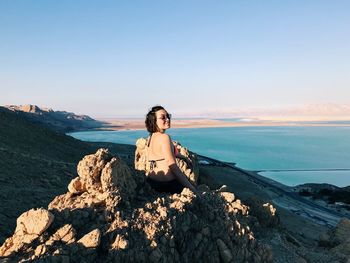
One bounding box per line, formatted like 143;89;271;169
145;105;165;133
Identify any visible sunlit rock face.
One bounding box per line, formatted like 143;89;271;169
0;148;274;262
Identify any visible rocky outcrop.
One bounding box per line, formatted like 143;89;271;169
0;148;273;262
0;208;54;257
245;196;280;229
135;137;199;185
319;218;350;259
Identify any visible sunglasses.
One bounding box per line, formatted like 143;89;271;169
157;113;172;121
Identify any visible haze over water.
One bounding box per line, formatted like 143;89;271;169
69;126;350;187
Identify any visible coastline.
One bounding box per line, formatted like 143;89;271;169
197;154;349;228
94;118;350;132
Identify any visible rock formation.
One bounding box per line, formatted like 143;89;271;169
0;148;274;262
135;137;199;185
319;218;350;260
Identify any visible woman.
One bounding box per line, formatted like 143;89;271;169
145;105;198;195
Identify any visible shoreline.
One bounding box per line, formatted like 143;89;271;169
76;118;350;132
197;154;350;227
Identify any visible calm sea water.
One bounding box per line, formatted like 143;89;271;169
68;126;350;187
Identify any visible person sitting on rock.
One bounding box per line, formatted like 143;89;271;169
145;105;199;195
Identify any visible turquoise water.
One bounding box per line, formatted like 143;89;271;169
68;126;350;187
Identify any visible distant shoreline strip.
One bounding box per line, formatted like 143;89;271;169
257;168;350;172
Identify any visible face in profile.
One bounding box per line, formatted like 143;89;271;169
155;109;171;131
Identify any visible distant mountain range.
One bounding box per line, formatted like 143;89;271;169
184;104;350;120
4;104;105;132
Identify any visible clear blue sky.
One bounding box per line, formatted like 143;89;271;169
0;0;349;117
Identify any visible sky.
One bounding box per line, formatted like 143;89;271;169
0;0;349;118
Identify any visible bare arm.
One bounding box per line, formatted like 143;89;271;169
160;134;198;194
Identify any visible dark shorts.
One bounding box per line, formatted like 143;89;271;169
146;177;184;194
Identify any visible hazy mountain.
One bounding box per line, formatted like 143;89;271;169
181;104;350;120
4;104;105;132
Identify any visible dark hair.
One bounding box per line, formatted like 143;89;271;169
145;105;166;133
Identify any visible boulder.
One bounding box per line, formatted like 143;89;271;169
78;229;101;248
77;148;112;190
15;208;54;236
0;208;54;257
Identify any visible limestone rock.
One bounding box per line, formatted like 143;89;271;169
68;177;86;194
52;224;76;244
0;208;53;257
15;208;54;236
77;148;112;189
111;234;129;250
78;229;101;248
135;137;148;172
101;157;137;199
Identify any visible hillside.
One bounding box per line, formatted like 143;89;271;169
4;104;105;132
0;107;134;243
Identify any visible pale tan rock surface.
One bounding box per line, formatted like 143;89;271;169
15;208;54;236
0;148;274;262
135;137;199;184
78;229;101;248
0;208;54;257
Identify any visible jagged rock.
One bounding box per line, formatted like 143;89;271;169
263;203;276;217
111;234;129;250
51;224;76;244
78;229;101;248
15;208;54;236
220;192;235;203
135;137;148;172
135;137;199;185
68;177;86;194
245;196;279;228
0;148;273;262
101;157;137;200
77;148;112;190
0;208;54;257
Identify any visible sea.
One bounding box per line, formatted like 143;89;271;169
68;126;350;187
